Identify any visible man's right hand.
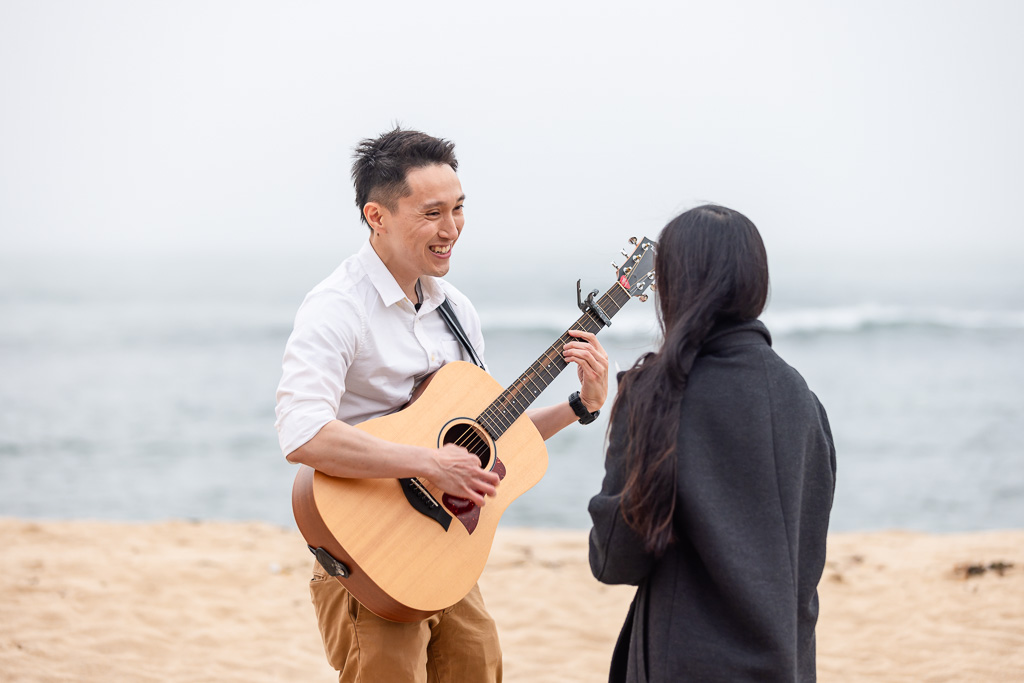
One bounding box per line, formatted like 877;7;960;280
427;443;500;507
285;420;500;507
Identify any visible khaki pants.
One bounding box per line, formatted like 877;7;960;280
310;561;503;682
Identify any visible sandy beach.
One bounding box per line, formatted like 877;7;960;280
1;519;1021;682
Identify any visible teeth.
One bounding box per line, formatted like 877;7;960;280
430;245;451;254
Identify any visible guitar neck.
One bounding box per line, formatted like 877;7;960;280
476;282;632;440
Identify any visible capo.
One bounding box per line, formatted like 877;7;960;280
576;279;612;327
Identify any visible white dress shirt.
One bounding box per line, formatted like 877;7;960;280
275;241;486;457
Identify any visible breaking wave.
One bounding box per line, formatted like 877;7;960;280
479;303;1024;340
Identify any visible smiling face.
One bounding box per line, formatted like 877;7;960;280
365;163;466;301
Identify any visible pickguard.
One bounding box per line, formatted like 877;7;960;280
442;458;507;534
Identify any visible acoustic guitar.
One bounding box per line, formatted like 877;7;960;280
292;237;657;621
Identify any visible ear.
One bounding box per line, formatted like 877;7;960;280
364;202;388;234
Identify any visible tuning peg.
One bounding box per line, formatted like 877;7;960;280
638;294;648;302
620;248;630;258
649;283;656;291
629;237;638;245
611;261;620;270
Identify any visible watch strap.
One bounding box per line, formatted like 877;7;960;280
569;391;600;425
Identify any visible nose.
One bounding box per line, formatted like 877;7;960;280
438;212;460;239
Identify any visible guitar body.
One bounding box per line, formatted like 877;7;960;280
292;360;548;622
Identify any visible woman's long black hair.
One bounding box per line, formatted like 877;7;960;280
612;205;770;555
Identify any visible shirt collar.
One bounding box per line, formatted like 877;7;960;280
357;240;447;311
417;275;446;313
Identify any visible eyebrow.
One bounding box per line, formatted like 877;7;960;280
419;195;466;210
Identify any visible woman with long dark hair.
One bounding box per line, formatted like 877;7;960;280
589;205;836;682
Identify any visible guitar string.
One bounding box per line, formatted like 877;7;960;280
440;283;637;497
499;260;645;424
449;310;607;457
484;286;630;429
477;285;630;437
480;314;599;434
497;286;627;407
445;285;633;468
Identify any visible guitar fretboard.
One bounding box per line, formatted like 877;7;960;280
476;283;631;440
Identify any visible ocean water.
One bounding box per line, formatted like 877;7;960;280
1;250;1022;533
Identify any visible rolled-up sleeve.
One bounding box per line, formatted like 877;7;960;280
274;292;363;456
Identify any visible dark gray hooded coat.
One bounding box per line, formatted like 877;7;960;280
589;320;836;682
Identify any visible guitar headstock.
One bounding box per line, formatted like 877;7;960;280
615;236;657;301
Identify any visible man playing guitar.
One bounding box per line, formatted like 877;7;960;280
275;127;609;682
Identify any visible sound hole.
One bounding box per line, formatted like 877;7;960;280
442;423;491;468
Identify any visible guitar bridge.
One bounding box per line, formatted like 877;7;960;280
399;477;453;531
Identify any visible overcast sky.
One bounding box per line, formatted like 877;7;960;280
2;1;1022;301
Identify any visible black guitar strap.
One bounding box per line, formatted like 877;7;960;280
437;297;485;369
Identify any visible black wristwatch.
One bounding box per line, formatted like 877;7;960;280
569;391;600;425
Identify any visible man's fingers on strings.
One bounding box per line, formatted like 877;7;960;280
567;329;597;342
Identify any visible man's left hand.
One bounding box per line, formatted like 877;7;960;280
563;329;609;413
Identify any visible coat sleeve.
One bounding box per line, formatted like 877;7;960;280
588;406;657;585
815;392;838;493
